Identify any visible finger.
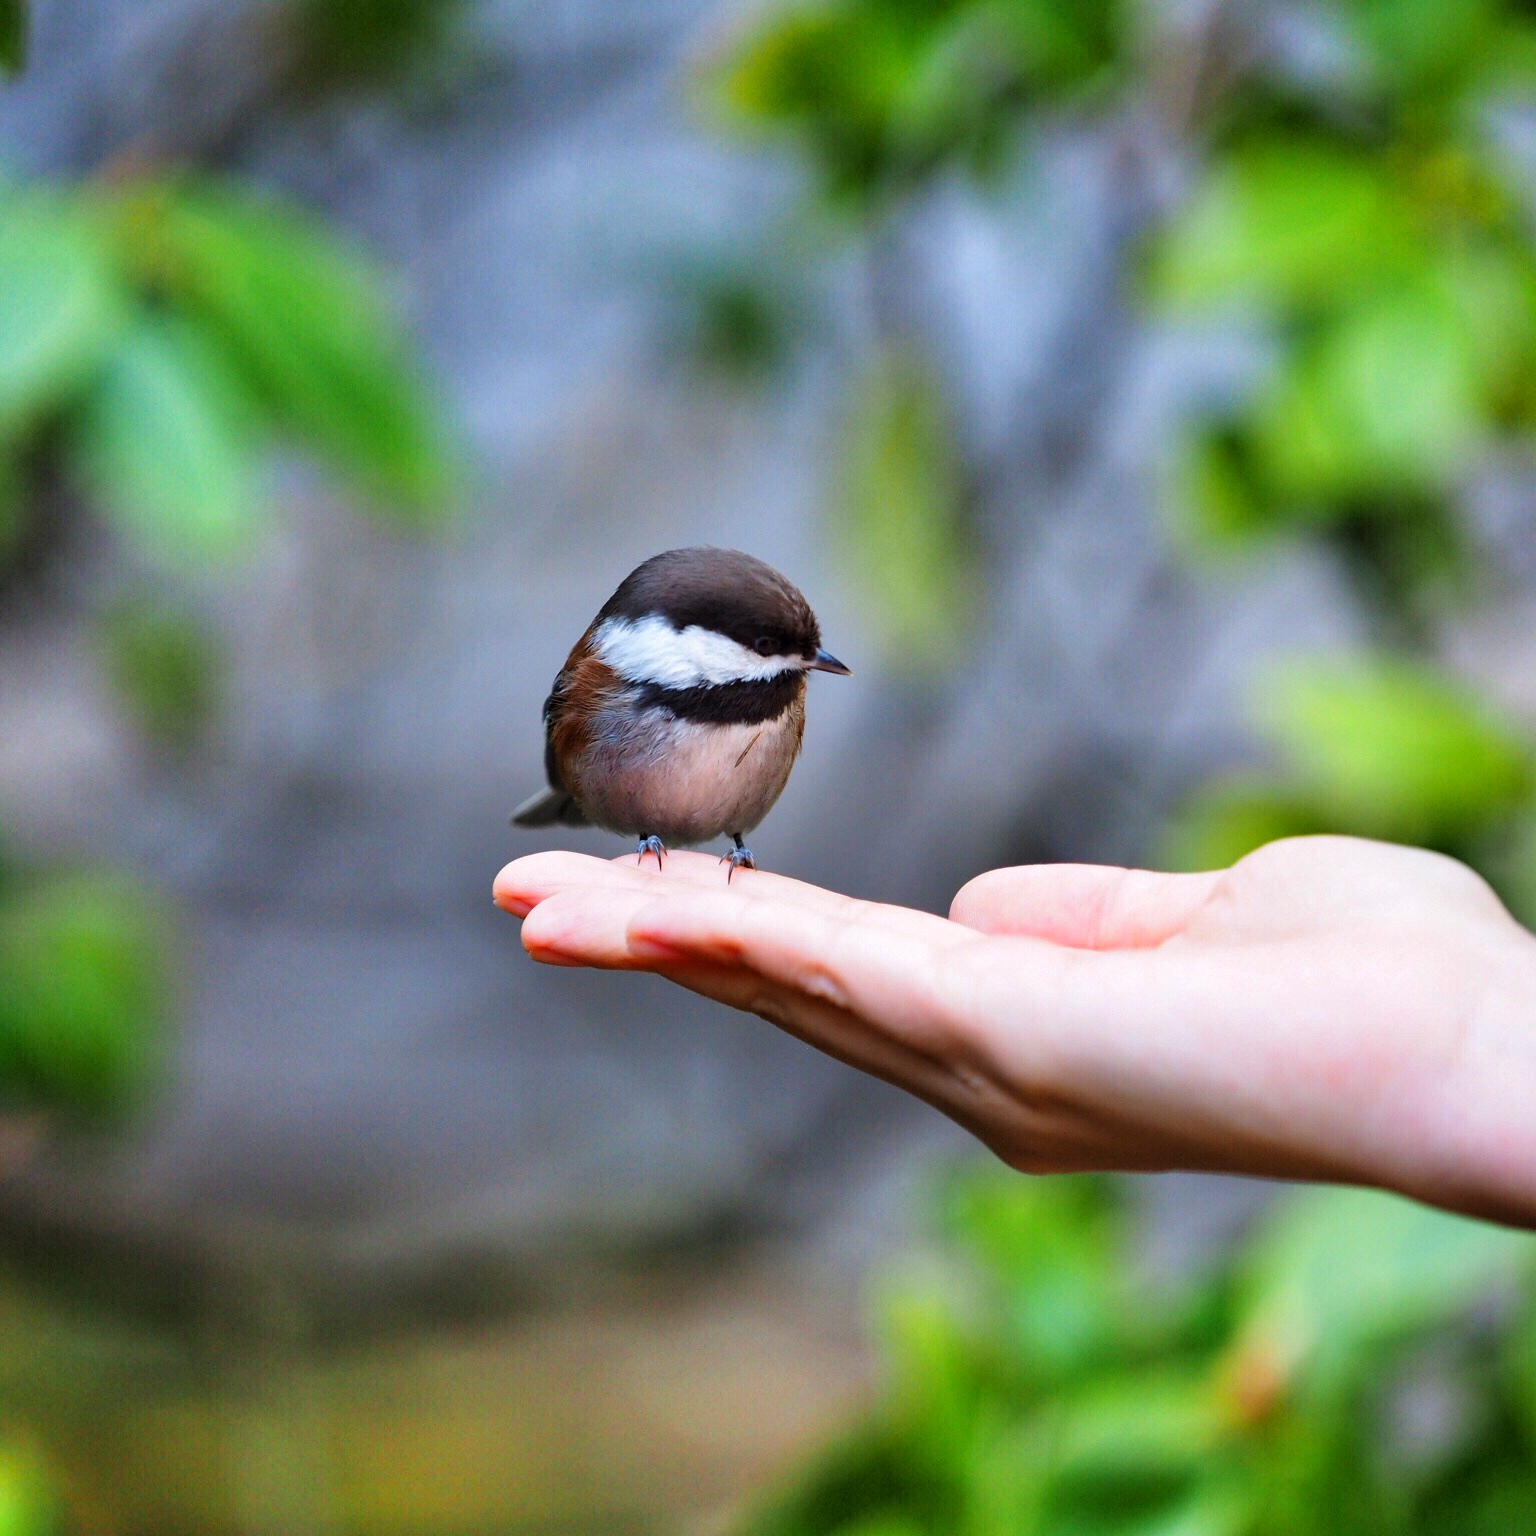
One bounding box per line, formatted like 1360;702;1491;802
521;876;972;967
518;886;661;967
619;885;985;1049
522;881;978;1047
497;850;748;919
496;852;629;915
496;849;955;946
949;864;1223;950
498;847;878;910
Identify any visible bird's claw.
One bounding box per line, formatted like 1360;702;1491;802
636;835;668;870
720;844;756;882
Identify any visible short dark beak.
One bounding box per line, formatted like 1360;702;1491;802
809;648;851;676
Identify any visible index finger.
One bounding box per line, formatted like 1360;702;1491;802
606;883;985;1044
495;849;956;946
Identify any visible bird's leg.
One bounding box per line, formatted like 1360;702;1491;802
720;833;756;881
635;834;668;870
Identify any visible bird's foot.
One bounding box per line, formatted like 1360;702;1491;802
720;836;756;882
635;834;668;871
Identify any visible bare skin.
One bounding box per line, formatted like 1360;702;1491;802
493;836;1536;1230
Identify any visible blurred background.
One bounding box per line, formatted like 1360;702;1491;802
4;0;1536;1531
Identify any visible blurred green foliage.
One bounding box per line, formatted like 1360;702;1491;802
0;173;456;570
0;165;458;1129
97;600;223;753
707;0;1108;657
0;866;168;1119
0;1438;60;1536
0;65;466;1399
280;0;467;96
1151;106;1536;618
0;1;23;78
1165;657;1536;888
720;18;1536;1515
720;0;1536;912
1148;0;1536;898
839;347;970;666
739;1169;1536;1536
0;161;459;1115
658;248;811;380
0;16;469;1527
717;0;1124;209
681;267;790;377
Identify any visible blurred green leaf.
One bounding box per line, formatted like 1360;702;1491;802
1346;0;1503;103
282;0;464;95
1478;14;1536;92
736;1417;940;1536
943;1172;1126;1380
0;0;25;77
75;312;258;564
1150;146;1418;312
1244;353;1364;509
1437;247;1536;427
836;1517;926;1536
720;8;845;126
718;0;1122;205
1257;657;1531;842
1085;1481;1251;1536
1237;1187;1531;1397
141;182;456;517
1044;1373;1224;1495
743;1168;1536;1536
0;871;168;1117
0;196;123;432
1254;286;1482;500
993;0;1123;90
950;1414;1054;1535
1508;1297;1536;1444
684;272;787;377
98;601;222;751
1171;425;1271;550
659;249;806;380
1333;281;1480;477
719;6;937;201
876;1270;986;1477
0;450;22;568
1160;783;1324;873
945;1167;1118;1283
0;1439;60;1536
1152;12;1536;654
1418;1472;1536;1536
838;348;970;668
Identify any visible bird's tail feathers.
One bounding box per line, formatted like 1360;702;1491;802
510;787;589;828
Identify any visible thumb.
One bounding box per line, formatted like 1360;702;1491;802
949;863;1221;951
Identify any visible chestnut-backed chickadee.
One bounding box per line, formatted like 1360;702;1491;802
511;546;850;875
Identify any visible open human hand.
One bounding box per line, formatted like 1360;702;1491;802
494;836;1536;1228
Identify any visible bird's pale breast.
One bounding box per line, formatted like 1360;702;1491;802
568;689;806;844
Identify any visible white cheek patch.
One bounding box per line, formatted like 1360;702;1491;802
595;614;798;687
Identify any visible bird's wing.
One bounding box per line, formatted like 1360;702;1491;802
510;670;591;828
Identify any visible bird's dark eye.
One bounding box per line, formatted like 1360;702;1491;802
753;636;776;657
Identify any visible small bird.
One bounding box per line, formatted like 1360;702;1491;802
511;547;850;875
